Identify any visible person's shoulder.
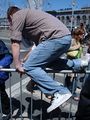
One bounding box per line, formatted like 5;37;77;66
28;9;45;14
14;8;29;16
20;8;30;12
12;8;29;21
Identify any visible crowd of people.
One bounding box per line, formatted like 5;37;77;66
0;6;90;120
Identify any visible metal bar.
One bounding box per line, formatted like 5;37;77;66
0;68;16;72
30;92;33;120
20;76;23;120
0;92;3;120
0;68;90;74
68;73;77;120
40;92;43;120
9;73;13;120
46;69;90;74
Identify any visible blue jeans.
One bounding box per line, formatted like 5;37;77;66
23;35;80;95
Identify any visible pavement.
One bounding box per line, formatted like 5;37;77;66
0;29;10;39
4;73;80;120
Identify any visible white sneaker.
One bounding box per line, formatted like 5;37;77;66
80;59;88;67
85;53;90;62
45;81;63;99
80;53;90;67
47;92;72;113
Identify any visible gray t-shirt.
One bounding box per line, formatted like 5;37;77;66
10;8;70;45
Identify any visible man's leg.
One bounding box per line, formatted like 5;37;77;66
23;36;72;95
23;36;73;112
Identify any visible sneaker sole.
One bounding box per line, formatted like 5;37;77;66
47;93;72;113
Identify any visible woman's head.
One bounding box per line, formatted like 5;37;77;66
72;27;85;41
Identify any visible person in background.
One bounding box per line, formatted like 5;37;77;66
67;27;84;59
75;34;90;120
79;23;87;36
7;6;89;113
65;28;84;100
0;39;13;117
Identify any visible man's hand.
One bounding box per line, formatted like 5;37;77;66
16;64;25;77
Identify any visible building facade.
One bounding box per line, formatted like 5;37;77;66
0;7;90;31
48;7;90;31
0;18;9;29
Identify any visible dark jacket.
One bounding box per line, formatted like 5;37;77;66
0;40;13;84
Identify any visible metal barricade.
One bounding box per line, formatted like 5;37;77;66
0;68;90;120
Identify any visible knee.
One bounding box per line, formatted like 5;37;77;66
23;62;35;71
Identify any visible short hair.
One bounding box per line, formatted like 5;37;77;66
7;6;20;23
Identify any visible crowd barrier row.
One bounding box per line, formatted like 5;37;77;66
0;68;90;120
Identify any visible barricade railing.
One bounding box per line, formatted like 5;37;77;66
0;68;90;120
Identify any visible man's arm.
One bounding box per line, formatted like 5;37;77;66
11;40;24;73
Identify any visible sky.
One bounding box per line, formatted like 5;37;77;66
0;0;90;17
43;0;90;11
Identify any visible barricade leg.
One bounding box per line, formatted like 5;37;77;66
20;76;23;120
40;92;43;120
68;73;77;120
30;82;43;120
30;91;33;120
9;73;13;120
0;92;3;120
